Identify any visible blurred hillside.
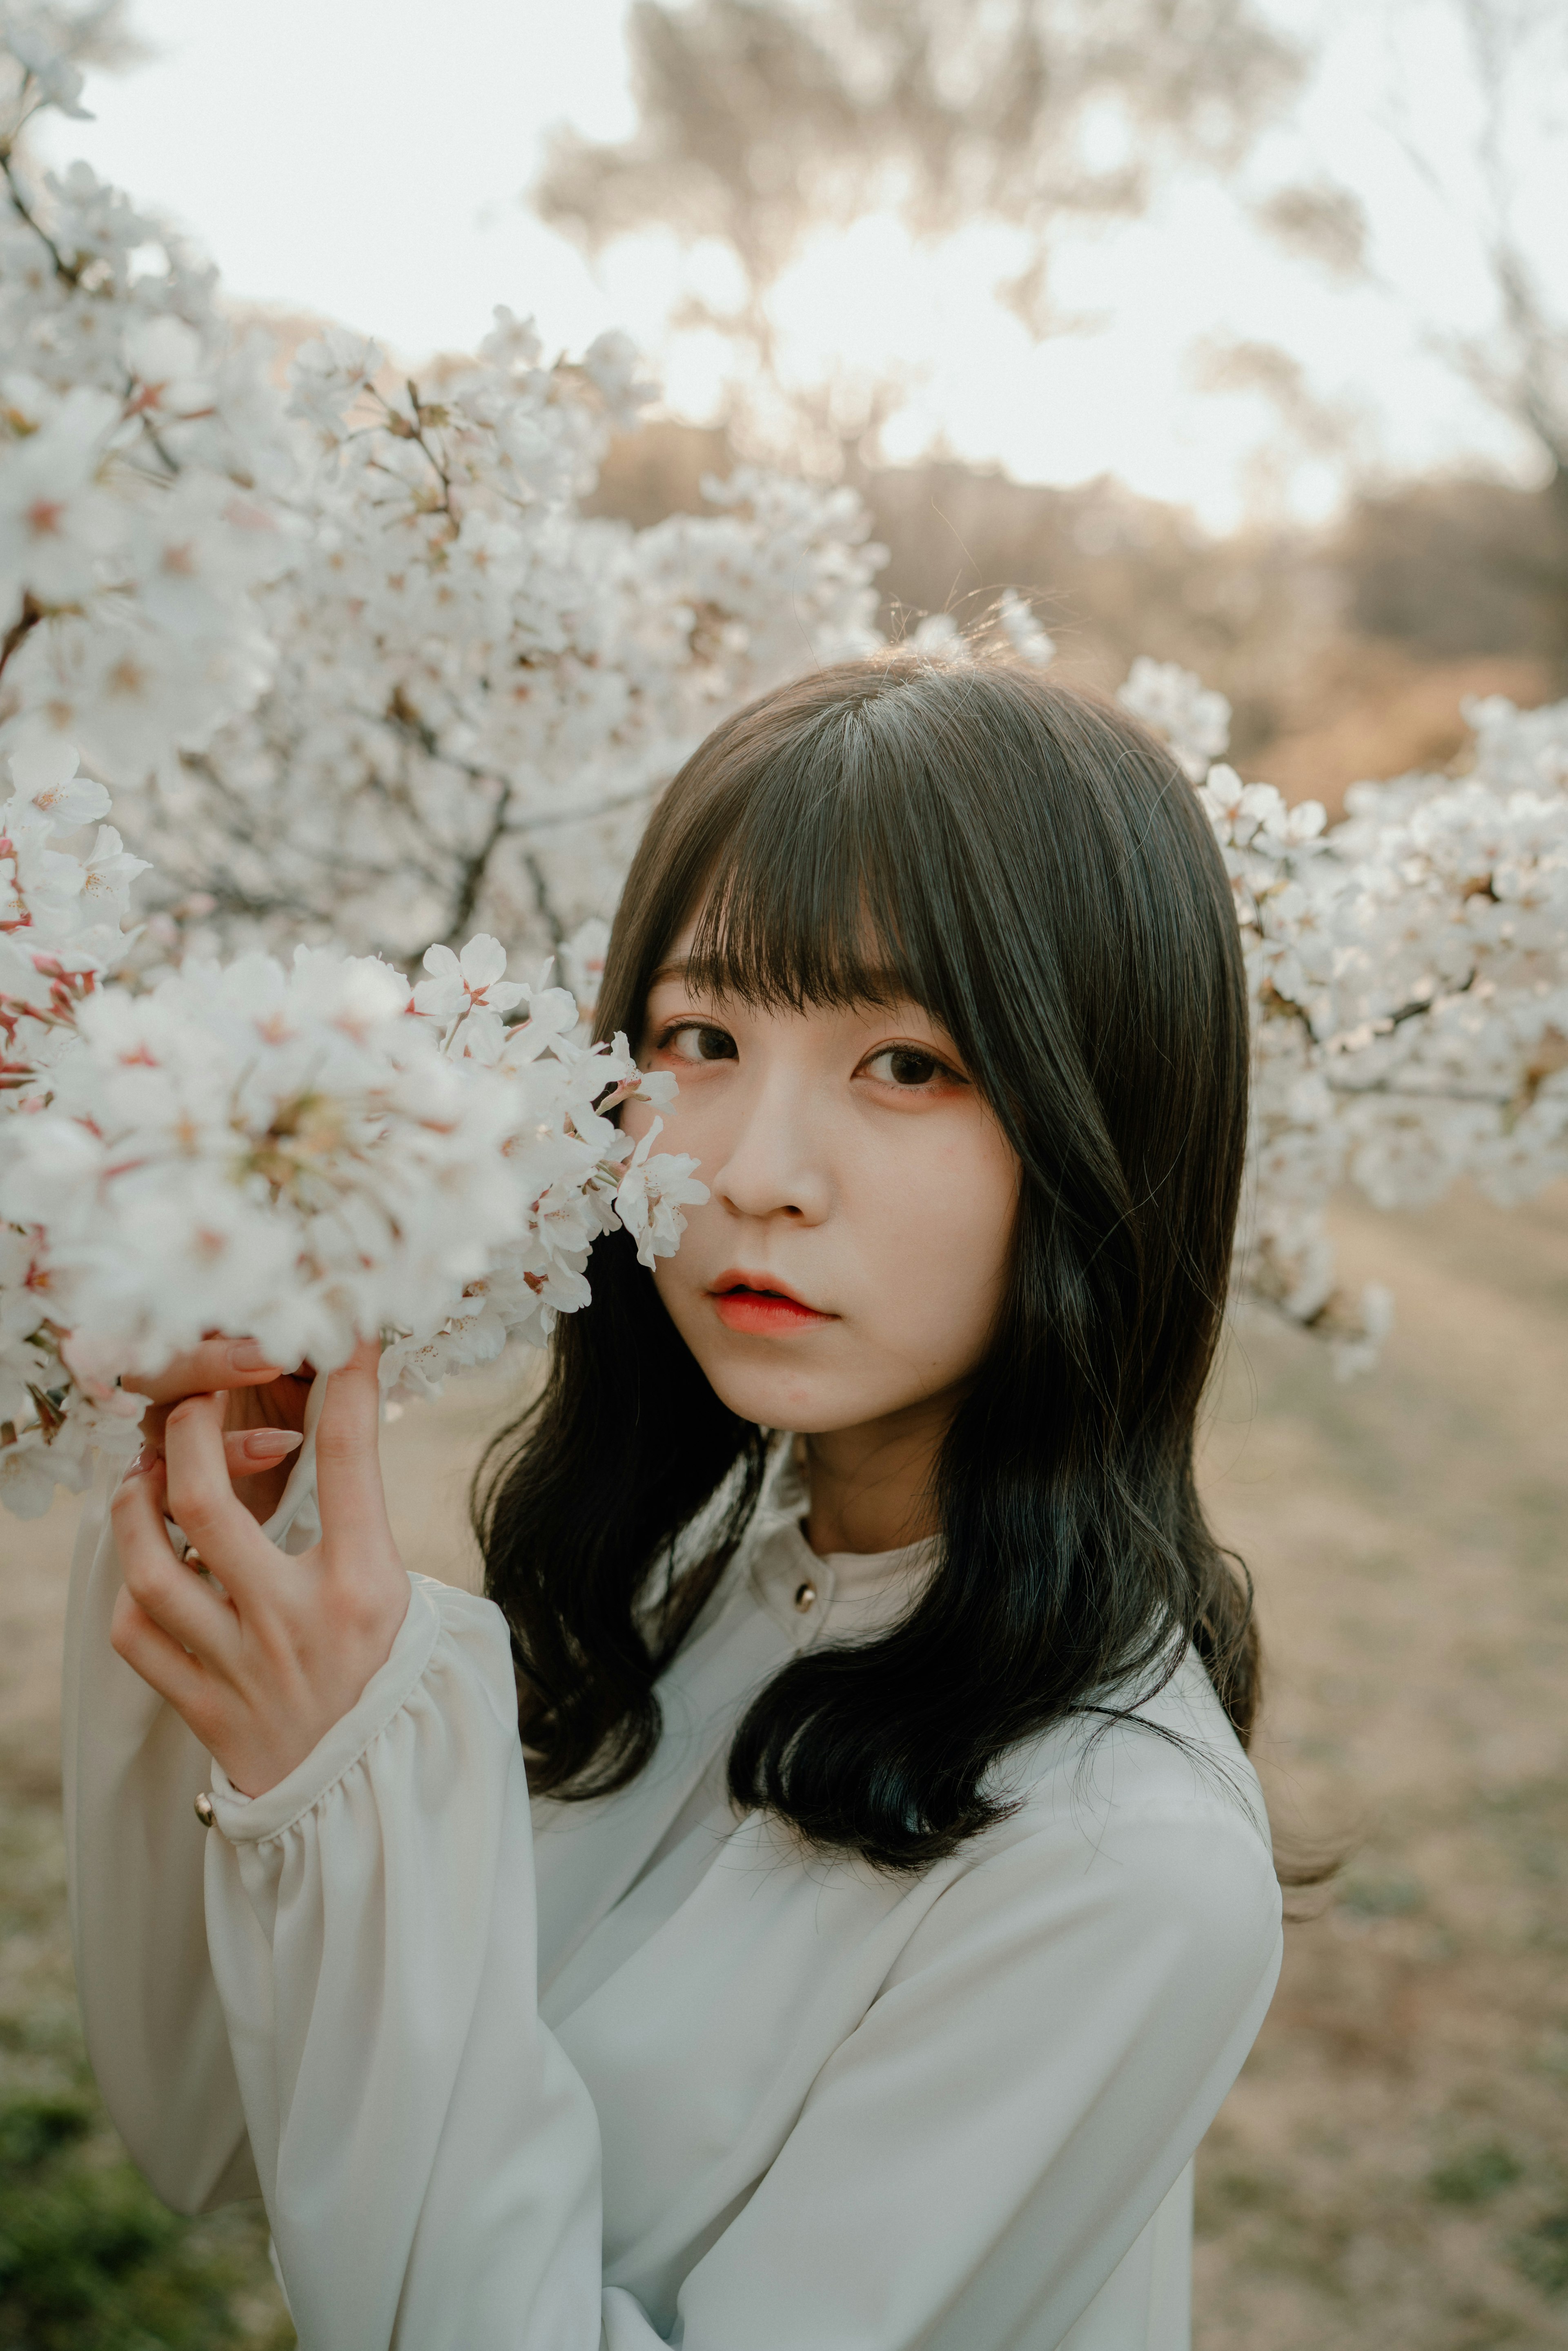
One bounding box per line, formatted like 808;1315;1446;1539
589;423;1563;815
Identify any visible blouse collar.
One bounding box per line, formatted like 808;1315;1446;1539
745;1437;938;1643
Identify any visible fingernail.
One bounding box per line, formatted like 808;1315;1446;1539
229;1339;281;1372
241;1428;304;1460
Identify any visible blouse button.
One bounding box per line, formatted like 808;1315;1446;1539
194;1791;216;1829
793;1580;817;1613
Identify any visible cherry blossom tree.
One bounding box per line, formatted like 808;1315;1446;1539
1119;661;1568;1374
1;0;1565;1521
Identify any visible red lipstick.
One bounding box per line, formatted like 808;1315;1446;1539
710;1270;835;1334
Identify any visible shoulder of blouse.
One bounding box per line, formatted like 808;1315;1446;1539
652;1479;1275;1878
967;1645;1275;1873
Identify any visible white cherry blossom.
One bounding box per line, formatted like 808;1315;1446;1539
1177;695;1568;1373
4;734;109;829
615;1116;708;1270
1119;657;1233;782
412;935;528;1029
996;589;1056;667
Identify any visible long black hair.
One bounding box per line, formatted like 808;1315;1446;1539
477;651;1258;1871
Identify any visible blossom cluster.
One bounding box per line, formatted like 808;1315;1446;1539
2;731;150;1507
1118;656;1234;782
1147;677;1567;1373
0;10;295;782
158;360;886;965
0;745;705;1517
903;590;1056;670
1;8;882;977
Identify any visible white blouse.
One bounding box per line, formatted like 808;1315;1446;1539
62;1427;1283;2351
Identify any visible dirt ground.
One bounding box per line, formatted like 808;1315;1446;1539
2;1183;1565;2347
1193;1184;1568;2348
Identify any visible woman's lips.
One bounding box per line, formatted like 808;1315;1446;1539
709;1274;835;1335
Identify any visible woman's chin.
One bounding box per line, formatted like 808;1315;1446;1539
688;1344;864;1438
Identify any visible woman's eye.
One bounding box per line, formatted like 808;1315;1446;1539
864;1045;954;1089
661;1022;737;1065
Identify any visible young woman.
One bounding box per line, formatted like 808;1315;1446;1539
65;653;1284;2351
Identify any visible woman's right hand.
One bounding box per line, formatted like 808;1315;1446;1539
121;1337;314;1524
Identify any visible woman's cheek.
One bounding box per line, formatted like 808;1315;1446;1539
886;1124;1017;1370
641;1060;717;1156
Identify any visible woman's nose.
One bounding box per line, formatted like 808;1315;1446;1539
710;1076;831;1224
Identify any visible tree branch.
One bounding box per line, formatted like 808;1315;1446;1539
0;595;43;685
0;149;80;286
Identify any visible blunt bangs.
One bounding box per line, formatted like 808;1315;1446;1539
684;785;915;1021
611;670;991;1041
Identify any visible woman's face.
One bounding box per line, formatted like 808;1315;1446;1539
619;923;1020;1440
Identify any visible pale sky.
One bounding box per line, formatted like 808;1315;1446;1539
37;0;1562;532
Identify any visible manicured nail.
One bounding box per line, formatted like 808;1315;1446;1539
240;1428;303;1460
228;1339;281;1372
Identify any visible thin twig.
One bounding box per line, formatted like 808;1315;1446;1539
0;595;43;685
0;148;80;285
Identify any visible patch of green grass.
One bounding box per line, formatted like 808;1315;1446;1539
1242;2204;1353;2296
0;2080;292;2350
1339;1870;1426;1919
1513;2210;1568;2299
1194;2155;1353;2297
1195;2164;1285;2229
1427;2143;1523;2206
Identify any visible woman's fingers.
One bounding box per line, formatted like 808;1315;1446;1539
159;1391;281;1599
110;1459;236;1667
225;1426;304;1475
110;1355;406;1798
109;1585;214;1718
122;1336;294;1405
135;1428;302;1475
314;1341;397;1573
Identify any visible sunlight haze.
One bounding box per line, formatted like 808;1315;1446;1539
39;0;1561;529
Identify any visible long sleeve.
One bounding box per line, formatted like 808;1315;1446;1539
62;1469;254;2211
61;1392;325;2213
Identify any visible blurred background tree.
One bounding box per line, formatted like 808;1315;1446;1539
1237;0;1568;694
539;0;1565;800
536;0;1304;468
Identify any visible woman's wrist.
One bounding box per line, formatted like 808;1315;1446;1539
204;1576;432;1838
